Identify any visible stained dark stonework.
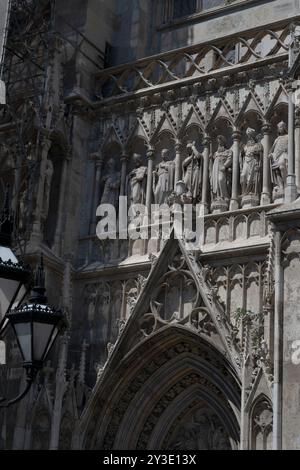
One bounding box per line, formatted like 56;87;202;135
1;0;300;450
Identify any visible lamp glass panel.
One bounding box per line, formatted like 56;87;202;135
33;322;55;362
14;322;32;362
44;326;59;359
11;284;27;310
0;278;19;320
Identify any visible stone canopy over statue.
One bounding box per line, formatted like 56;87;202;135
269;121;288;195
153;149;175;205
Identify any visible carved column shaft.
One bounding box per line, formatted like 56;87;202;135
174;139;183;184
285;83;297;203
53;156;69;254
31;136;52;243
90;155;104;235
146;147;155;220
273;230;283;450
12;149;22;214
201;136;211;215
120;152;128;196
261;123;272;205
295;110;300;192
230;130;241;211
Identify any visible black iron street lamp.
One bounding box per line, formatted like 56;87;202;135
0;189;32;317
0;190;66;407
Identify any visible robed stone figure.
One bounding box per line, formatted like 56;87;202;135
153;149;175;205
127;153;147;205
182;142;203;201
100;158;121;208
210;135;233;202
240;128;263;197
269;121;288;190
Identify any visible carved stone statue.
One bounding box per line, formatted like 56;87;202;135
41;158;54;221
210;135;232;211
182;142;203;201
100;158;121;207
127;153;147;205
153;149;175;205
169;409;231;450
240;128;263;205
19;187;29;232
269;121;288;192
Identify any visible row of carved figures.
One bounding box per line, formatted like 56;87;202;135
98;121;289;215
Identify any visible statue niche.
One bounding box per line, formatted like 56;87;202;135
182;141;203;203
153;149;175;205
240;128;263;208
127;153;147;205
210;135;233;213
269;121;288;201
100;158;121;208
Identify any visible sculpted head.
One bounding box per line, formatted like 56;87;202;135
217;135;227;148
187;142;194;155
132;153;142;168
277;121;287;135
161;149;169;161
246;128;257;140
107;158;115;171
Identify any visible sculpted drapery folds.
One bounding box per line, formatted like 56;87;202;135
240;128;263;198
269;121;288;191
127;153;147;205
210;135;233;204
182;142;203;202
153;149;175;205
100;158;121;207
41;158;54;221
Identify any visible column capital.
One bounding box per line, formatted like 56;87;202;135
203;134;211;147
262;122;272;134
232;129;242;141
146;146;155;159
174;139;183;152
120;151;128;163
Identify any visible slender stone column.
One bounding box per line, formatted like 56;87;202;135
12;146;22;214
273;229;283;450
201;135;211;215
230;130;241;212
120;151;128;196
285;82;297;203
295;108;300;192
146;147;155;219
30;134;52;245
261;123;272;206
90;153;104;235
53;155;69;254
174;139;183;184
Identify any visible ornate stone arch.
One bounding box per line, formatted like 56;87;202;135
80;326;241;450
249;394;273;450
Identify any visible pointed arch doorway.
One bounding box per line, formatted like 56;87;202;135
81;327;241;450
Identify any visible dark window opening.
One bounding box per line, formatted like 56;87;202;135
173;0;198;19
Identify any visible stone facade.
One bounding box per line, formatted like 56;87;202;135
1;0;300;450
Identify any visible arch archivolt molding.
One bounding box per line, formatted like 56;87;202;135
80;327;241;450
